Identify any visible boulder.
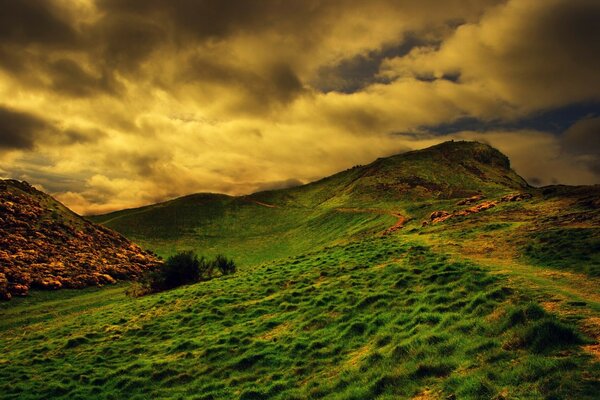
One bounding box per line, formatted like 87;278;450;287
9;284;29;296
456;194;485;206
501;193;532;202
430;210;451;221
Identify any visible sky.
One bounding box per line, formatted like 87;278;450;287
0;0;599;214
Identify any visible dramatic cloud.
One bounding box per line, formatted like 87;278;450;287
0;107;50;150
0;0;598;214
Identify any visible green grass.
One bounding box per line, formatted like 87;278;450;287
3;141;598;399
522;228;600;276
1;237;597;399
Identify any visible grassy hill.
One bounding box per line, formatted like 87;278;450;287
89;141;529;265
2;140;599;399
1;235;598;399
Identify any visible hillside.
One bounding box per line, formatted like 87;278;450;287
0;180;161;300
1;235;598;399
90;141;530;264
1;140;599;399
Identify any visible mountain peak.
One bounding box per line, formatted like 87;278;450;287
401;140;511;170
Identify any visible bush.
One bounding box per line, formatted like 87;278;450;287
127;251;237;297
162;251;201;289
214;254;236;275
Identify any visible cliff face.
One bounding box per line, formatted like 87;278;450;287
0;180;161;300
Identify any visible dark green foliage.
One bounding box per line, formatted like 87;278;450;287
128;251;236;296
162;251;201;288
214;254;236;275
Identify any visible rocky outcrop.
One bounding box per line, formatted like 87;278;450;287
456;194;485;206
0;180;161;300
427;193;532;225
500;193;532;202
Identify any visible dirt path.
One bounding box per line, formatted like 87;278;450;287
241;197;278;208
251;200;277;208
335;208;407;235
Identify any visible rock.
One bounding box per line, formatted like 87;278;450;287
35;277;63;290
430;210;451;221
9;284;29;296
94;273;117;285
432;214;454;223
501;193;532;202
456;194;484;205
0;179;161;300
469;201;497;212
0;273;9;300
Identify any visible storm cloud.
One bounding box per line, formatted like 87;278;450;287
0;0;598;214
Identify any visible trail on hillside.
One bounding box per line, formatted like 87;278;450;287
335;207;407;234
242;198;278;208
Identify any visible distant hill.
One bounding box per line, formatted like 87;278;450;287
90;141;532;264
0;180;160;300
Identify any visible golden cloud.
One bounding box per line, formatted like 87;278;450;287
0;0;598;214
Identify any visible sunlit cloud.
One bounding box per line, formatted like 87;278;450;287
0;0;598;214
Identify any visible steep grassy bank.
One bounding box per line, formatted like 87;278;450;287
1;236;597;399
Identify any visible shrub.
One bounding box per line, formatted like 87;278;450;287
162;251;201;289
127;251;237;296
214;254;236;275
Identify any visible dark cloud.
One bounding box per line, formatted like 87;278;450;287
91;14;166;72
96;0;328;42
0;106;105;151
0;106;50;150
562;116;600;155
183;57;304;113
56;128;107;146
527;177;542;187
561;116;600;175
313;32;440;93
48;59;119;97
0;0;77;46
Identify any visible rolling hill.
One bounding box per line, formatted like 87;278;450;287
90;141;531;264
0;179;160;300
1;140;599;399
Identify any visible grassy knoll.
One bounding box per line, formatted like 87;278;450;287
1;236;598;399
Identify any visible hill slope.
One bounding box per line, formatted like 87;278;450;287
90;141;530;264
1;235;598;399
2;140;599;399
0;180;160;300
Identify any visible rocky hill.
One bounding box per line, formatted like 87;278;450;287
0;180;161;300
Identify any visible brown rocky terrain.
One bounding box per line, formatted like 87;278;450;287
425;192;533;225
0;179;161;300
